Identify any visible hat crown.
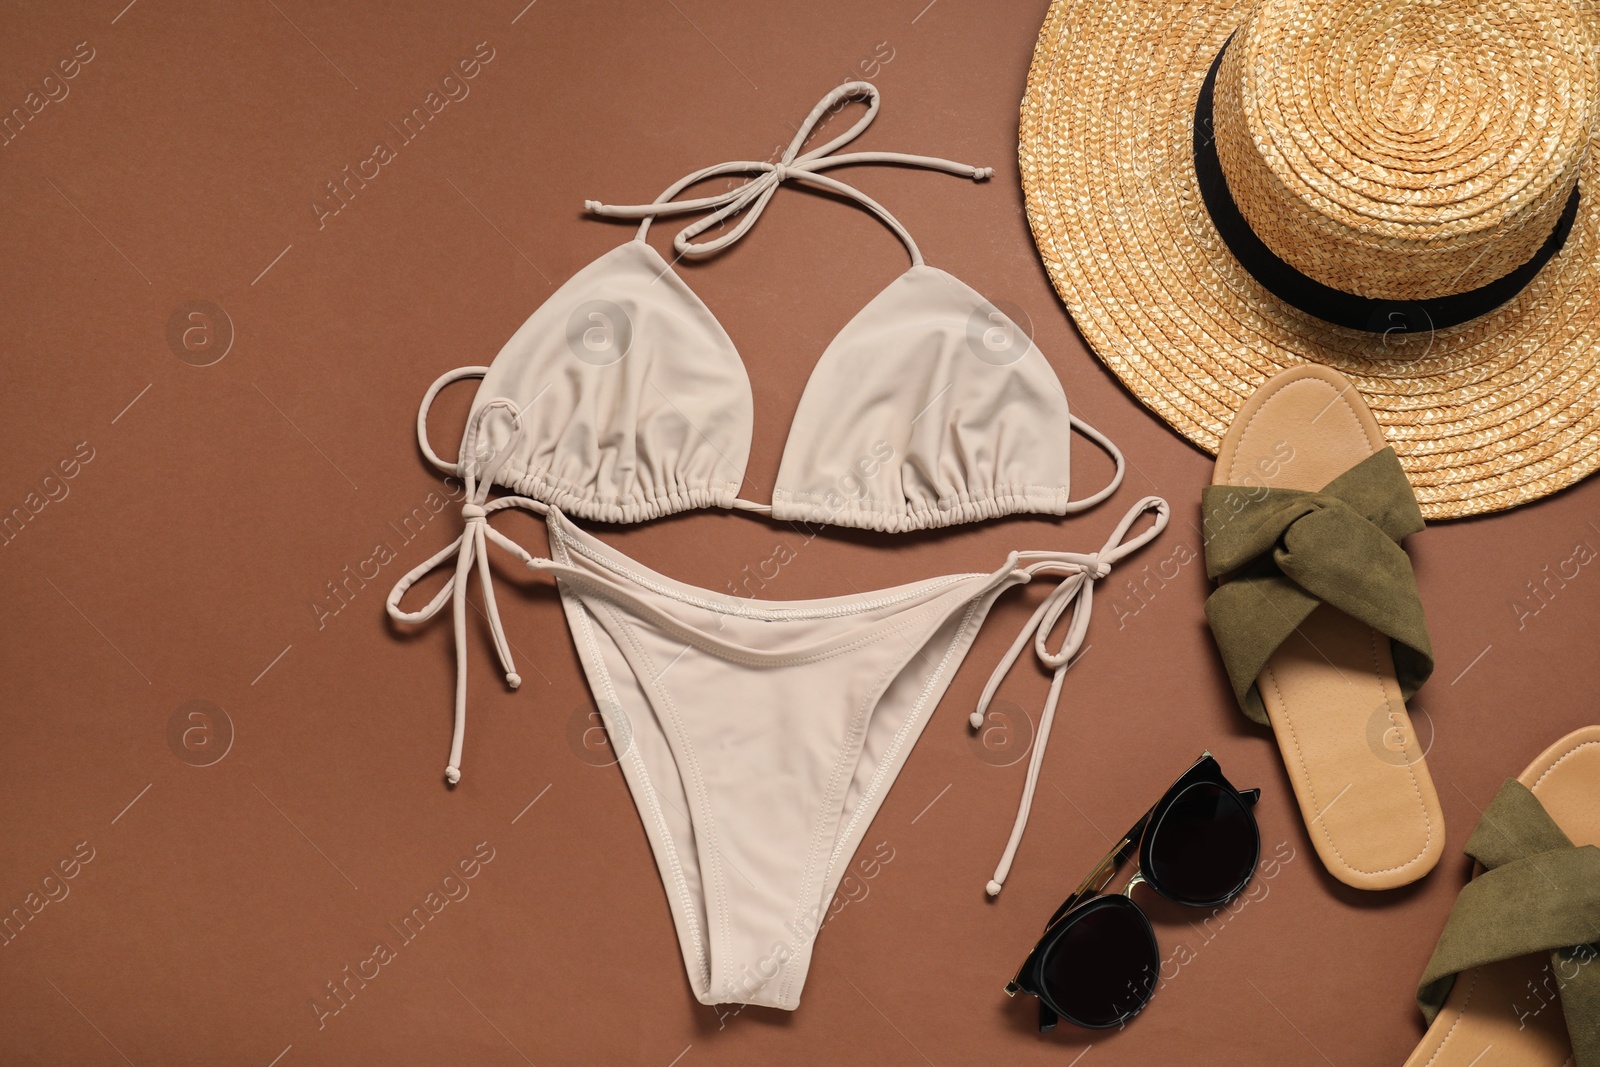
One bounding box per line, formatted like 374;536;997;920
1212;0;1599;302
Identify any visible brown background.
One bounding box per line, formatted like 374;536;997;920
1;1;1596;1064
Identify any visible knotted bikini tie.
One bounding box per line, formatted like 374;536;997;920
385;400;545;784
583;80;992;264
972;495;1172;896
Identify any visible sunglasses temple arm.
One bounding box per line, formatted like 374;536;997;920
1031;764;1249;937
1048;781;1256;922
1043;803;1155;925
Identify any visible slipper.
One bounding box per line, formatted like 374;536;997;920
1202;364;1443;890
1404;725;1600;1067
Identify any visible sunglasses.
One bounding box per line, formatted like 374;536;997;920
1004;752;1261;1031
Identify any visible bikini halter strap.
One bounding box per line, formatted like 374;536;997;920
975;495;1172;897
583;80;993;267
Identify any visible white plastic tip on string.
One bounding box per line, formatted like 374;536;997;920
986;880;1003;897
969;710;985;729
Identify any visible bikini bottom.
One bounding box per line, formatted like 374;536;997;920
387;494;1169;1010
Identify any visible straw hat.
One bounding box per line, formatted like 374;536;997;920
1020;0;1600;519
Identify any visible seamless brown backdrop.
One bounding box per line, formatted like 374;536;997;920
1;1;1595;1065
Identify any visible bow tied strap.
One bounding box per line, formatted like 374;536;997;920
584;81;992;265
1415;780;1600;1065
386;400;548;784
1201;447;1433;725
973;496;1171;896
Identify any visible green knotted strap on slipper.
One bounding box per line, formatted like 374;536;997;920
1416;779;1600;1066
1201;446;1433;725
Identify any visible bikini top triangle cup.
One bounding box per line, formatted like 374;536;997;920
415;81;1127;532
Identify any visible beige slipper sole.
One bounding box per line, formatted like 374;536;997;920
1401;725;1600;1067
1214;364;1444;890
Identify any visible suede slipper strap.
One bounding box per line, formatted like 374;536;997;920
1201;447;1433;725
1416;780;1600;1065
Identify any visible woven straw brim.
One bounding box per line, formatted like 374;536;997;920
1020;0;1600;520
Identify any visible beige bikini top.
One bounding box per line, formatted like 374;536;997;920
414;81;1125;532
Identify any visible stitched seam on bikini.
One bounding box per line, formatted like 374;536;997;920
785;592;982;1005
597;616;712;991
570;590;981;1005
557;538;711;992
562;565;985;1000
777;639;900;1005
828;595;986;874
589;565;972;625
563;575;955;670
830;596;983;858
563;534;713;991
603;597;734;1002
552;523;983;620
545;521;1002;998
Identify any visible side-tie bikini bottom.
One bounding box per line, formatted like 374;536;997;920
388;486;1169;1010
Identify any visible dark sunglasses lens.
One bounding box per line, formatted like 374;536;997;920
1145;782;1258;904
1039;897;1159;1028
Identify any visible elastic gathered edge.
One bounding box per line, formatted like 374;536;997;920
500;465;739;523
770;486;1073;532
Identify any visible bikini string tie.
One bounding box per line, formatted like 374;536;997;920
583;80;992;266
973;495;1171;897
385;399;547;785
